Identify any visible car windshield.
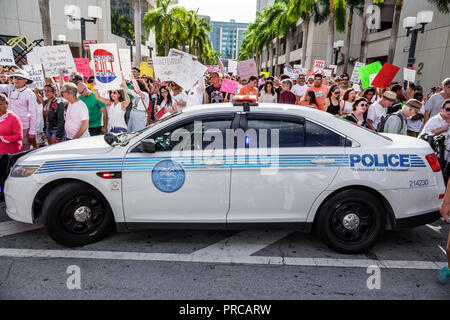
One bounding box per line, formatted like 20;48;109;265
118;113;182;146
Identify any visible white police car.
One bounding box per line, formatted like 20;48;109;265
2;103;446;253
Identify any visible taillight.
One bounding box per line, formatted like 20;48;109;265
425;154;441;172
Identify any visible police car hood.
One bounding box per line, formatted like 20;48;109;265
19;136;114;163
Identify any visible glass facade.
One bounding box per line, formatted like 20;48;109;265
210;20;248;60
110;0;149;40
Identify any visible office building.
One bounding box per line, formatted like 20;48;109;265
210;20;248;60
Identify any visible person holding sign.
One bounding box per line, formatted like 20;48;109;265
0;93;23;155
205;73;226;104
124;75;152;131
0;70;37;150
155;86;178;120
94;79;130;134
42;84;65;144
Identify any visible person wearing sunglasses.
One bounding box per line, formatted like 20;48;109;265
323;85;341;115
345;98;369;127
424;78;450;124
0;69;37;150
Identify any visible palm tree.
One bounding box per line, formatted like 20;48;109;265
143;0;184;56
261;4;283;75
342;0;364;73
359;0;372;63
38;0;52;46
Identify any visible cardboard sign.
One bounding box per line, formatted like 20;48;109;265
351;62;365;83
312;60;325;75
358;61;382;89
207;65;220;73
324;68;333;78
260;72;269;78
33;45;76;77
293;65;303;76
83;40;97;50
26;52;40;66
173;55;207;90
371;63;400;88
74;58;92;78
284;65;295;79
219;59;225;73
403;67;416;83
0;46;15;66
153;56;182;82
119;49;132;81
237;59;257;80
228;60;238;75
140;61;154;77
220;78;239;94
329;64;338;75
22;64;45;89
89;43;123;90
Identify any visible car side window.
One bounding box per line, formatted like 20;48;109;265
245;119;304;148
305;121;347;147
152;120;233;152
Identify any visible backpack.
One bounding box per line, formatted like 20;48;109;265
376;112;404;133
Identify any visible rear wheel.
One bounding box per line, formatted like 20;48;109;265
315;189;386;254
42;182;115;247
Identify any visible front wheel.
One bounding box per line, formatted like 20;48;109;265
42;182;115;247
315;189;386;254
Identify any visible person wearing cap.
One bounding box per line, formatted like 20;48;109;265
424;78;450;124
0;69;38;150
366;90;396;131
381;99;421;135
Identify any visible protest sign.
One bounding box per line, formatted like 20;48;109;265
371;63;400;88
329;64;338;75
169;48;195;60
74;58;92;78
153;56;182;82
0;46;15;66
22;64;44;89
293;65;303;76
324;68;333;78
358;61;382;89
173;55;207;90
237;59;257;80
403;67;416;83
207;65;220;73
351;62;365;83
219;59;225;73
369;74;378;86
260;72;269;78
284;65;296;79
312;60;325;75
228;60;238;75
155;108;168;121
33;45;76;77
26;52;40;66
220;78;239;94
140;62;154;77
89;43;123;90
118;49;132;81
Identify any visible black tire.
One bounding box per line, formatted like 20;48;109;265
42;182;115;247
315;189;386;254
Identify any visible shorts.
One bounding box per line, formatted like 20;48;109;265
110;127;127;134
46;126;58;139
89;126;103;136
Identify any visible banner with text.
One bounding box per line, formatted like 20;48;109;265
237;59;257;80
0;46;15;66
312;60;325;75
22;64;45;89
220;78;239;94
119;49;132;81
89;43;123;90
351;62;365;83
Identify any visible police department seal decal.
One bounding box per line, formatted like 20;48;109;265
152;160;185;193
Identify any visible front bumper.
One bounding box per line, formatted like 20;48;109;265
4;176;40;224
395;210;442;229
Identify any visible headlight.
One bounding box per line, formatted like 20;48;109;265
10;165;40;178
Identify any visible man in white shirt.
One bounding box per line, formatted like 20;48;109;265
61;83;90;140
366;91;396;131
421;99;450;160
291;74;308;104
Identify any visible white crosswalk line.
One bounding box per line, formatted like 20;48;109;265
191;230;293;257
0;248;445;270
0;221;43;238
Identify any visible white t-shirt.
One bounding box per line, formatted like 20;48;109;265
157;99;176;113
291;84;308;100
367;101;387;130
259;91;277;103
341;101;353;114
173;91;188;108
65;100;90;139
421;113;450;160
132;91;150;111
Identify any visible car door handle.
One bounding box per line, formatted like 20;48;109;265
310;158;336;165
201;159;226;166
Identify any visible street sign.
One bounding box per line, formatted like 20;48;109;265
83;40;97;50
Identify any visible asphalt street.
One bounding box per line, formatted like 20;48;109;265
0;202;449;300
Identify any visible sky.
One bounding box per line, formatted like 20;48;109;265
176;0;257;23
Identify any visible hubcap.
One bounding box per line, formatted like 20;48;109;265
73;206;92;223
342;213;360;231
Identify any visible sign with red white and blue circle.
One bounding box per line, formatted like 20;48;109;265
93;48;117;84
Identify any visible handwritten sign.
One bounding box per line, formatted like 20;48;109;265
207;65;220;73
33;45;76;77
351;61;365;83
0;46;15;66
220;78;239;94
119;49;132;81
312;60;325;75
403;67;416;83
74;58;92;78
26;52;40;65
140;62;154;77
324;68;333;78
22;64;44;89
284;65;296;79
89;43;123;90
153;56;182;82
228;60;238;75
174;56;207;90
237;59;257;80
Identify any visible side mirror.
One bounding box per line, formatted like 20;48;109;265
104;133;119;146
141;139;156;153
